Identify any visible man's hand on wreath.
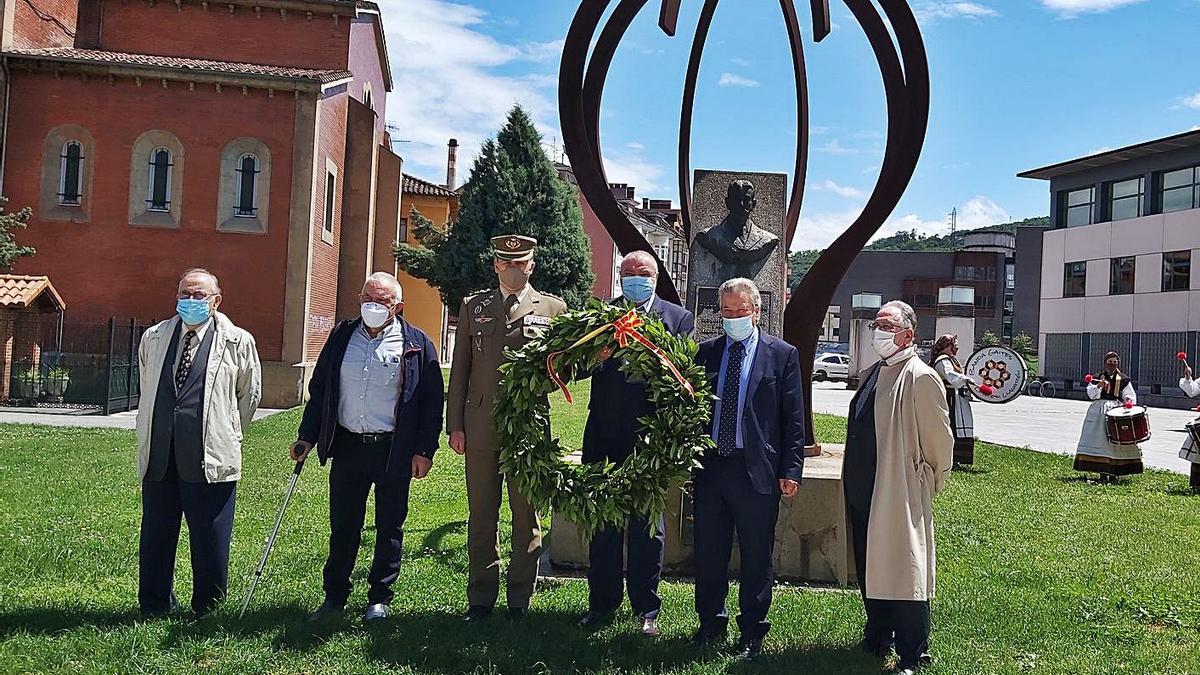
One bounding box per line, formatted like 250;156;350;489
596;346;614;363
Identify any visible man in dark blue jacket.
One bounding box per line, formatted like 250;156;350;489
691;277;805;660
579;251;695;637
291;273;444;623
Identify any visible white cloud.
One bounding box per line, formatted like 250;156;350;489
1174;92;1200;110
861;165;880;175
626;141;646;151
380;0;562;181
718;72;761;88
731;57;752;67
914;2;999;22
818;139;860;155
1041;0;1145;17
957;196;1011;229
813;179;867;200
1086;146;1114;156
602;153;668;198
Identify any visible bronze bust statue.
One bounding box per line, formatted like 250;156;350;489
693;180;780;265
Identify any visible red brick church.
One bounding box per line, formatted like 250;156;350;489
0;0;415;407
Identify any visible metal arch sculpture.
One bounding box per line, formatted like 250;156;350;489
559;0;931;447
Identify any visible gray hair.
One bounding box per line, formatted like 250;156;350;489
620;250;658;273
881;300;917;332
364;272;403;302
718;277;762;308
180;268;221;294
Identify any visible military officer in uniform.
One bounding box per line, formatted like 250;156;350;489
447;234;568;623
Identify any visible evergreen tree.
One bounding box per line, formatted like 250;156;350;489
395;105;594;309
0;196;34;271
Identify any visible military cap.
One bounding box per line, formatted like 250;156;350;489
491;234;537;262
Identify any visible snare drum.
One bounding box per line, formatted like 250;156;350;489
1104;405;1151;445
1185;418;1200;447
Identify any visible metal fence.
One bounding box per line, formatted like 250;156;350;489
6;317;153;414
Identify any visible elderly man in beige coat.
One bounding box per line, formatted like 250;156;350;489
843;300;953;674
135;268;261;617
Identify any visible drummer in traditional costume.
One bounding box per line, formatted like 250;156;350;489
1074;351;1143;483
930;335;980;466
1176;363;1200;491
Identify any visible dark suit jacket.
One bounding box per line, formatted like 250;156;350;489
581;295;695;465
696;331;806;495
298;317;444;476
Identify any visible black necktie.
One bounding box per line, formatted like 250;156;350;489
175;330;196;391
717;341;745;456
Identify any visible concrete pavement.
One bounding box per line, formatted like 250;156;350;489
0;408;288;430
809;382;1193;475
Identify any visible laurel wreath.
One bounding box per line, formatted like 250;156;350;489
495;300;714;536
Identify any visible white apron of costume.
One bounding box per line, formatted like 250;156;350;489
932;354;975;464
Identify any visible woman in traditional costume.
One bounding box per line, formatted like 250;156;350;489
931;335;979;466
1074;351;1142;483
1176;360;1200;491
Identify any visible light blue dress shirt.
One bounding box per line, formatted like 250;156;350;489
338;318;407;433
712;328;760;448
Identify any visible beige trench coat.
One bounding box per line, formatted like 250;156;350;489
864;352;954;601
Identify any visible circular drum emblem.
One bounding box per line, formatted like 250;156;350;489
964;346;1028;404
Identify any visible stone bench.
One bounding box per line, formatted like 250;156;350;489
548;444;853;586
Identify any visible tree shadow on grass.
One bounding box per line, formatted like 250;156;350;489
952;464;992;475
353;608;877;674
0;606;144;636
410;519;469;573
1164;483;1200;497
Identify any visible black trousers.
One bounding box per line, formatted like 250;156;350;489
693;456;780;641
139;453;237;615
322;434;413;607
848;502;931;667
587;512;665;618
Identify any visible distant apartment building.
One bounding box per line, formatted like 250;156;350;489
1020;128;1200;405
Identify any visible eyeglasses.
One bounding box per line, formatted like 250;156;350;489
869;321;907;333
177;291;215;300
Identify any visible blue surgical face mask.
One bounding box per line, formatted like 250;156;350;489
621;275;655;304
177;298;212;326
723;315;755;341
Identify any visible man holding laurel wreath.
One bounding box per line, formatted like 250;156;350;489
447;234;567;623
578;251;695;637
691;277;805;660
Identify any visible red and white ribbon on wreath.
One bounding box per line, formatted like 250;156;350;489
546;309;696;404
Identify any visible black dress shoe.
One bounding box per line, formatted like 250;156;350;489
462;605;493;623
307;600;346;623
897;653;933;672
731;638;763;660
689;626;728;646
507;607;528;620
579;610;613;628
140;593;180;619
858;638;894;657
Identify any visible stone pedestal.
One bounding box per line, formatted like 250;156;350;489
548;445;853;586
685;170;788;340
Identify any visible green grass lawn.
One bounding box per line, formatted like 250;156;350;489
2;385;1199;674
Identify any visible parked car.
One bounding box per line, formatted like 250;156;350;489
813;353;850;382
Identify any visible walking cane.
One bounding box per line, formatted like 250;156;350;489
239;444;307;619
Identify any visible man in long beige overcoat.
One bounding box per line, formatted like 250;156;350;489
843;300;954;674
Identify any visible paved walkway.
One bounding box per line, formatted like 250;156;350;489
0;408;288;430
810;382;1193;475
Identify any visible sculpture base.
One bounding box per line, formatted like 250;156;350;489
548;445;852;586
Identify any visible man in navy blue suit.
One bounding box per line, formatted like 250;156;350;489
579;251;695;637
691;277;805;660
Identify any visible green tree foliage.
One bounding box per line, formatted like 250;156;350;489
395;106;594;310
979;330;1001;348
786;217;1052;287
1012;332;1036;360
393;207;441;282
0;196;34;271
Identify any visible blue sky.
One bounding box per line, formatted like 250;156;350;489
381;0;1200;250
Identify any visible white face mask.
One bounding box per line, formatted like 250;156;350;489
871;328;904;360
360;301;392;328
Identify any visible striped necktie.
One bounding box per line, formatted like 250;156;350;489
175;330;196;391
